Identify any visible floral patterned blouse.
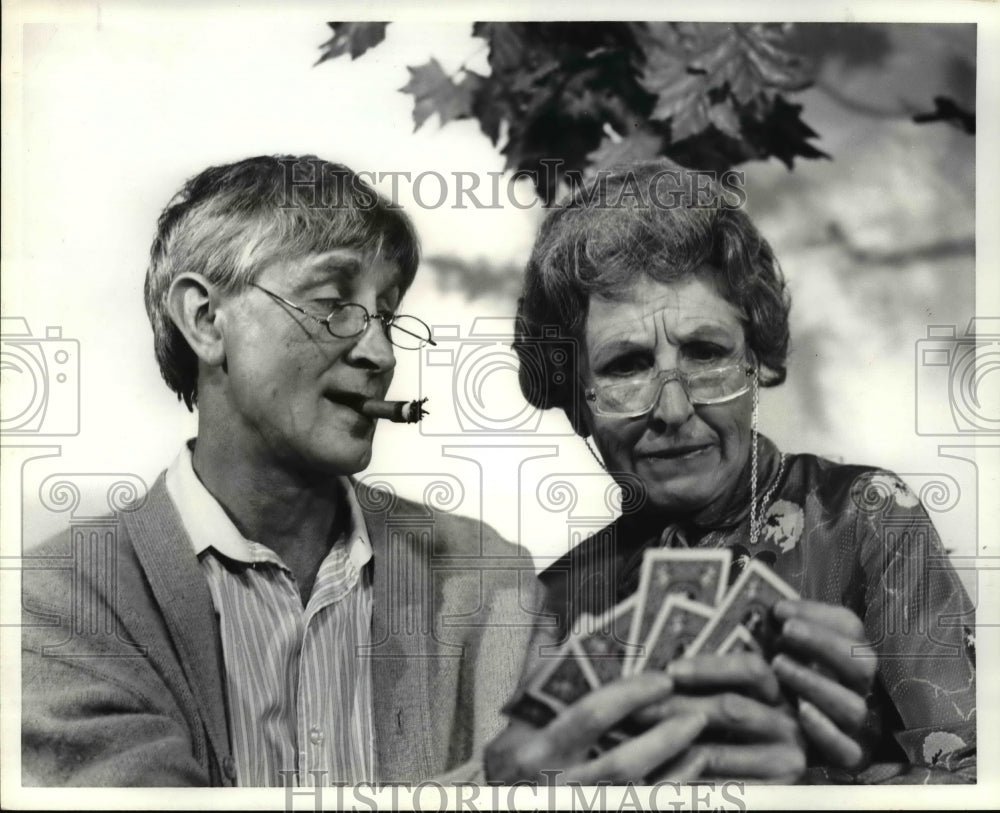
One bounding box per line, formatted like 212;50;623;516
537;436;977;784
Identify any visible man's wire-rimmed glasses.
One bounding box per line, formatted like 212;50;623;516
250;283;436;350
585;363;754;418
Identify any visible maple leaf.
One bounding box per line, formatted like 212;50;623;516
474;21;530;77
639;24;717;140
399;59;478;131
664;126;755;173
708;99;742;140
640;22;814;141
740;24;815;95
509;59;560;97
317;22;388;64
740;95;830;169
468;69;507;145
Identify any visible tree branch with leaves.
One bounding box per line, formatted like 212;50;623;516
319;21;833;203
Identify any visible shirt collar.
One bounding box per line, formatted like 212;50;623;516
165;441;373;571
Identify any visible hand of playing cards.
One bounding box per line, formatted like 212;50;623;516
511;552;799;724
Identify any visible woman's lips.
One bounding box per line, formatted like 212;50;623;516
638;444;715;461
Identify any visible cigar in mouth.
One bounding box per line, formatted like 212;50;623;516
358;397;429;424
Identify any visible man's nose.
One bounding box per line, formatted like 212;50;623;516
348;319;396;372
650;375;695;428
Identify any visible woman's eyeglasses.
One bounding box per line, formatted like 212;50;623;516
585;364;753;418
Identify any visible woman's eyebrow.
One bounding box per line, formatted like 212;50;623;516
672;324;737;343
589;336;647;364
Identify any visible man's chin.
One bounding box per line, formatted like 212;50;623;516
296;439;373;478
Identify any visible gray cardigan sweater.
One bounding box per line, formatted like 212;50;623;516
21;474;542;786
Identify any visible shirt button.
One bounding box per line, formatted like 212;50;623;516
309;727;324;745
222;755;237;781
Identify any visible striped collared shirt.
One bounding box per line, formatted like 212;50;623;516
165;444;375;787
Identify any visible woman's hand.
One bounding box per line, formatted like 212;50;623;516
486;653;807;785
657;653;807;783
485;673;708;784
772;599;878;771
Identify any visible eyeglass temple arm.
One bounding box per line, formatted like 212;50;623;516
255;283;437;346
388;318;437;347
263;287;318;324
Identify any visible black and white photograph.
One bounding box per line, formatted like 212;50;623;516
2;1;997;809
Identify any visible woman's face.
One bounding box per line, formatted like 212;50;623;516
581;271;754;522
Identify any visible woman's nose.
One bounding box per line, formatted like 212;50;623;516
650;377;695;428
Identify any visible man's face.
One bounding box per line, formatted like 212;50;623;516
213;248;401;477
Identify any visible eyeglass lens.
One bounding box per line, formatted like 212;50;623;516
324;302;432;349
592;365;749;414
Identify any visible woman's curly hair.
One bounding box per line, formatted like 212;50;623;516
513;159;791;429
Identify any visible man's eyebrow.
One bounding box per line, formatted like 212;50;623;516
298;255;363;287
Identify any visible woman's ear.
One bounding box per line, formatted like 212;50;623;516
567;386;594;438
166;273;227;368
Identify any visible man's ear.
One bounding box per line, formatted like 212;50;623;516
166;273;227;368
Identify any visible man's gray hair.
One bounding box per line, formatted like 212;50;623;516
144;155;420;409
